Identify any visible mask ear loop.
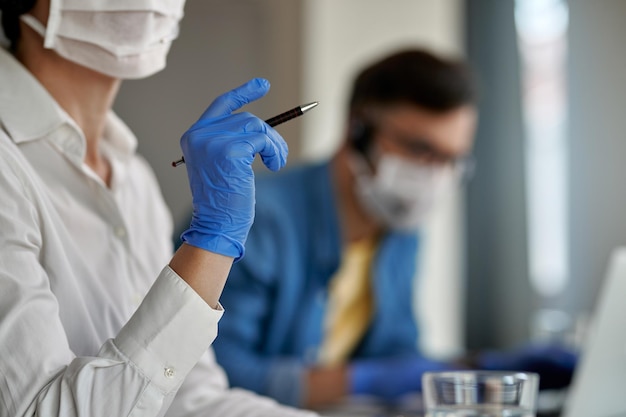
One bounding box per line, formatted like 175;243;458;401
19;14;46;37
19;0;62;48
44;0;62;48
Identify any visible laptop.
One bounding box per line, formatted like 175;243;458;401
562;247;626;417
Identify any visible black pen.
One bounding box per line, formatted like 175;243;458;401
172;101;319;167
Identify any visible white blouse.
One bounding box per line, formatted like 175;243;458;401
0;48;313;417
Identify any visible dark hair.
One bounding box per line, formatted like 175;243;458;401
0;0;37;50
349;48;477;115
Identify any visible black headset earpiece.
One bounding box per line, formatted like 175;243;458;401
349;117;374;156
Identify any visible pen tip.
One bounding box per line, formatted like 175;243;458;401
301;102;319;113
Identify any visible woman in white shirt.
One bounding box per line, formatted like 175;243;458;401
0;0;312;416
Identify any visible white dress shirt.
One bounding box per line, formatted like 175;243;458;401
0;48;315;417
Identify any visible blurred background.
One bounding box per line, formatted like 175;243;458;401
113;0;626;358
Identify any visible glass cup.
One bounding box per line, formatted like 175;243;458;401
422;371;539;417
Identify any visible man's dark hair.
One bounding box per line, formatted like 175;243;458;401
349;48;477;115
0;0;37;50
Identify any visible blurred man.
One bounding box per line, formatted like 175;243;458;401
213;48;478;408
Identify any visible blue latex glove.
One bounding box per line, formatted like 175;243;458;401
179;78;288;260
350;355;454;403
477;342;578;390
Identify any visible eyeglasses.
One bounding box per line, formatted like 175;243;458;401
375;122;476;182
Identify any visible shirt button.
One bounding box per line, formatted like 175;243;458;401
164;367;175;378
114;226;126;238
131;293;142;307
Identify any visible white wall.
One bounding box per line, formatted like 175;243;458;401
300;0;466;358
568;0;626;315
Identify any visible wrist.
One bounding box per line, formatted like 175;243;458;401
169;243;234;308
305;366;350;408
180;229;245;261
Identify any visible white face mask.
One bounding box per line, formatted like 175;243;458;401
352;153;454;231
21;0;185;79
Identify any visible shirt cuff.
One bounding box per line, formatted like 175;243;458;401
112;265;223;394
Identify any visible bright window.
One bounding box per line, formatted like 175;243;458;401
515;0;570;297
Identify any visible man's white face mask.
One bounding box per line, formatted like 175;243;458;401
21;0;185;79
352;152;454;232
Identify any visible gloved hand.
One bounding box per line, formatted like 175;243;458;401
477;342;578;390
179;78;288;260
349;355;454;403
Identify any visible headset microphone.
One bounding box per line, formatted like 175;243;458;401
349;117;375;157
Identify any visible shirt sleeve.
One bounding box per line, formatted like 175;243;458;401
112;266;224;397
0;148;222;417
0;258;221;417
165;349;319;417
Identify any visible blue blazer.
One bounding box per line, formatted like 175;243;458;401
213;161;422;406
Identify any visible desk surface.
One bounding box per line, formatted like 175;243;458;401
315;391;565;417
316;395;424;417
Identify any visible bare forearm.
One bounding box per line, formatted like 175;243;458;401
304;365;350;409
168;243;233;309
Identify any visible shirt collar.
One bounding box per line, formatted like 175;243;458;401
0;47;67;142
0;47;137;163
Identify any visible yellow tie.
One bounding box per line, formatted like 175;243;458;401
318;237;378;366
